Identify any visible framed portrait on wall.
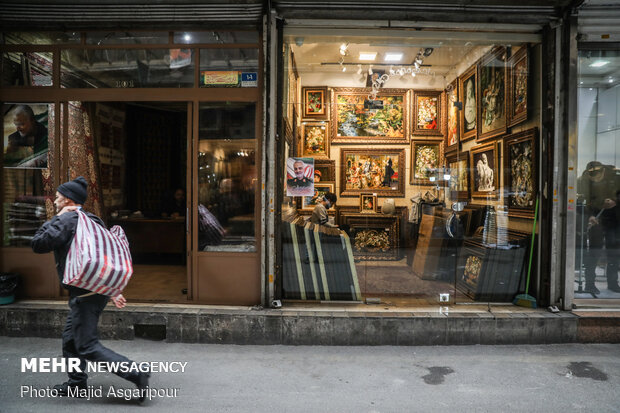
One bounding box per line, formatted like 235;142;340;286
302;86;328;120
340;148;405;197
478;46;507;142
286;157;314;197
459;64;477;142
446;151;470;201
299;182;335;211
413;90;443;137
410;139;444;185
470;141;499;199
507;46;529;128
300;121;329;158
360;193;378;213
332;88;408;144
503;128;538;217
314;159;336;182
3;103;50;169
445;79;460;153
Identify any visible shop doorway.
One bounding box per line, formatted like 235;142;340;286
84;101;190;303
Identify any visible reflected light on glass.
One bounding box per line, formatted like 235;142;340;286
589;60;610;68
183;34;192;42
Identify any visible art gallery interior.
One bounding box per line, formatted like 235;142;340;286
280;31;543;306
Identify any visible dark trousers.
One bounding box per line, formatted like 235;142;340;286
63;294;139;385
585;226;620;288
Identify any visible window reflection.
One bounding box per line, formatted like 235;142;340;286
198;103;256;251
61;49;194;88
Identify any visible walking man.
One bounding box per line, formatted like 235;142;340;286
30;176;150;402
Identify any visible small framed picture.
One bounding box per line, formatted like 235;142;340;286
478;46;507;142
410;139;444;185
302;86;328;120
459;63;478;142
301;121;329;158
360;193;378;213
507;46;529;128
300;182;335;210
470;141;500;200
314;159;335;182
445;79;460;153
446;151;470;201
413;90;443;137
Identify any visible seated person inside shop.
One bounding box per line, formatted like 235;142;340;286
161;188;186;219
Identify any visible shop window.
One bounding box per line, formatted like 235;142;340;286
1;32;80;45
86;32;169;45
574;49;620;299
2;103;55;247
198;102;257;252
279;36;541;306
60;48;194;88
199;48;258;87
174;31;258;45
2;52;53;86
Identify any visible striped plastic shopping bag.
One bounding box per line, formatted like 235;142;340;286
63;209;133;296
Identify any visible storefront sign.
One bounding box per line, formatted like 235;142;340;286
200;71;240;87
241;72;258;87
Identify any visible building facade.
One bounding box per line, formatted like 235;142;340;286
1;0;618;314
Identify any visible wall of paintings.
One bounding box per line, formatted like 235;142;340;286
281;41;542;304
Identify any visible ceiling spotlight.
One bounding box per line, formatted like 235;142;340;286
423;47;434;57
415;57;423;66
339;43;349;56
342;65;347;72
385;53;403;62
357;65;362;74
359;52;377;61
368;66;373;75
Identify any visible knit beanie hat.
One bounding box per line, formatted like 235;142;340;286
57;176;88;205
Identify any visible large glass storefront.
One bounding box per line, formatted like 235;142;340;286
279;31;542;306
573;47;620;300
1;31;262;304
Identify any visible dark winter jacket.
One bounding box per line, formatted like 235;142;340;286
30;210;105;297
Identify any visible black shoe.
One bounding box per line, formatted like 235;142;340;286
584;284;600;294
53;381;87;397
608;284;620;293
135;372;150;403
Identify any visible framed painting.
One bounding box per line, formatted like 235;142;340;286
314;159;335;182
340;148;405;197
339;213;400;261
302;86;328;120
331;88;408;144
299;182;335;211
507;46;529;128
478;46;507;142
360;193;378;213
410;139;444;185
413;90;443;137
503;128;538;218
445;80;460;153
459;64;478;142
300;121;329;158
446;151;470;201
470;141;499;199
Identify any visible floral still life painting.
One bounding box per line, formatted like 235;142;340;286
301;122;329;158
411;140;443;185
413;91;443;137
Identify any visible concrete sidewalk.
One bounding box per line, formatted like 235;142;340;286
1;337;620;413
1;300;619;345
